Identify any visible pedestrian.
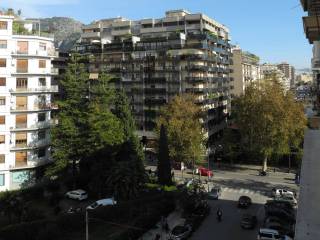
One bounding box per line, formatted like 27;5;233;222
171;171;175;181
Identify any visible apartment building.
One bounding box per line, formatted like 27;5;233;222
260;63;291;91
0;15;58;191
277;62;295;88
77;10;232;145
230;47;260;97
301;0;320;110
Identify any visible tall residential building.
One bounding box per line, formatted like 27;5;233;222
301;0;320;109
0;15;58;191
296;72;313;84
77;10;232;146
277;62;295;88
260;63;290;91
230;46;260;97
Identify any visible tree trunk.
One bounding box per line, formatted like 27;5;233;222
262;156;268;171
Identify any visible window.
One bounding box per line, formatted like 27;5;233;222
16;114;27;128
0;154;4;164
0;174;4;186
0;58;6;67
38;148;46;158
38;130;46;140
16;96;27;110
15;133;27;147
0;21;7;30
39;42;46;51
39;60;46;68
17;59;28;73
38;113;46;122
0;40;7;49
0;97;5;105
39;78;46;86
12;171;29;183
0;116;5;124
15;152;27;167
17;41;28;54
0;135;5;144
16;78;28;89
0;77;5;86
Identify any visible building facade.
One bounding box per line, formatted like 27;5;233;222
77;10;232;145
230;47;260;97
260;63;291;91
0;15;58;191
277;62;295;88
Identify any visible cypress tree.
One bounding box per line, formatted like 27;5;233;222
157;124;172;186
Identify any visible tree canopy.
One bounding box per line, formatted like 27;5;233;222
233;77;306;170
156;94;205;168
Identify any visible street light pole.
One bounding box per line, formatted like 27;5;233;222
86;209;89;240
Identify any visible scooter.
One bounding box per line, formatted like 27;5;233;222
217;211;222;222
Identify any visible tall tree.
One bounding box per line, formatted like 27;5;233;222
157;124;172;186
233;77;306;170
157;94;205;167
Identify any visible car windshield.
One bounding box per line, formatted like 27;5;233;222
172;226;186;235
90;202;98;208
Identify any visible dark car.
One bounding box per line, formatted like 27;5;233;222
265;206;295;223
208;186;222;200
170;224;192;240
241;214;257;229
264;217;295;238
238;196;252;208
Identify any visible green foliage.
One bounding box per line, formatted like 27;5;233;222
157;94;205;167
233;77;307;170
157;124;172;185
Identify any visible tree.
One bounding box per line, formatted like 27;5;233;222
157;124;172;186
233;77;306;170
157;94;205;167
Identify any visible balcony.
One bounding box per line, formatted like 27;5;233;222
145;88;167;95
303;15;320;43
10;120;56;132
81;31;101;39
10;104;58;113
11;138;51;151
10;85;59;94
185;76;207;82
144;98;167;105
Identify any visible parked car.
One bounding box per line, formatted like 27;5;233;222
65;189;88;201
271;188;295;198
86;198;117;210
240;213;257;229
169;224;192;240
264;222;294;238
274;195;297;206
265;200;294;211
257;228;292;240
197;167;213;177
208;186;222;200
265;205;295;223
238;196;252;208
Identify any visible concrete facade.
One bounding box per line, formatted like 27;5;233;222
0;15;57;191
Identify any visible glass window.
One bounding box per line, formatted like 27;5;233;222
0;77;5;86
0;154;4;164
39;60;46;68
17;41;28;54
0;40;7;49
16;78;27;88
38;148;46;158
0;116;5;124
0;174;4;186
12;171;29;183
0;135;5;144
16;114;27;128
17;59;28;73
0;97;5;105
0;58;6;67
39;42;46;51
39;78;46;86
16;96;27;109
38;130;46;140
0;21;7;30
38;113;46;122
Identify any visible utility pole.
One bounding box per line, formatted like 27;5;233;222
86;209;89;240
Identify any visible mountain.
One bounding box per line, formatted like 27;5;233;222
39;17;83;52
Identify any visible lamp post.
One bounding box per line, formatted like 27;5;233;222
86;209;89;240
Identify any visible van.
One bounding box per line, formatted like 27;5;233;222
86;198;117;210
257;228;292;240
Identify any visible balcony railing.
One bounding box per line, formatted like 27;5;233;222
16;68;28;73
10;104;58;112
10;85;59;93
11;120;56;131
11;138;51;150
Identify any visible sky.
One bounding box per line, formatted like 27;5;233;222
1;0;312;69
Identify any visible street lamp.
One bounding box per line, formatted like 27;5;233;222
86;209;89;240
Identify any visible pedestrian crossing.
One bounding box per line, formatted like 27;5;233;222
221;187;270;196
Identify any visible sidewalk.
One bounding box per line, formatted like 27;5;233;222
140;210;185;240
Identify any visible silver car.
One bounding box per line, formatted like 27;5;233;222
208;186;222;200
170;224;192;240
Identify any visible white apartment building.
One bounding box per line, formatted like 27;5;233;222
260;63;291;91
0;15;57;191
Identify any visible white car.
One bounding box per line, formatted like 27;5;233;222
65;189;88;201
271;188;295;198
86;198;117;210
257;228;292;240
274;195;297;206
